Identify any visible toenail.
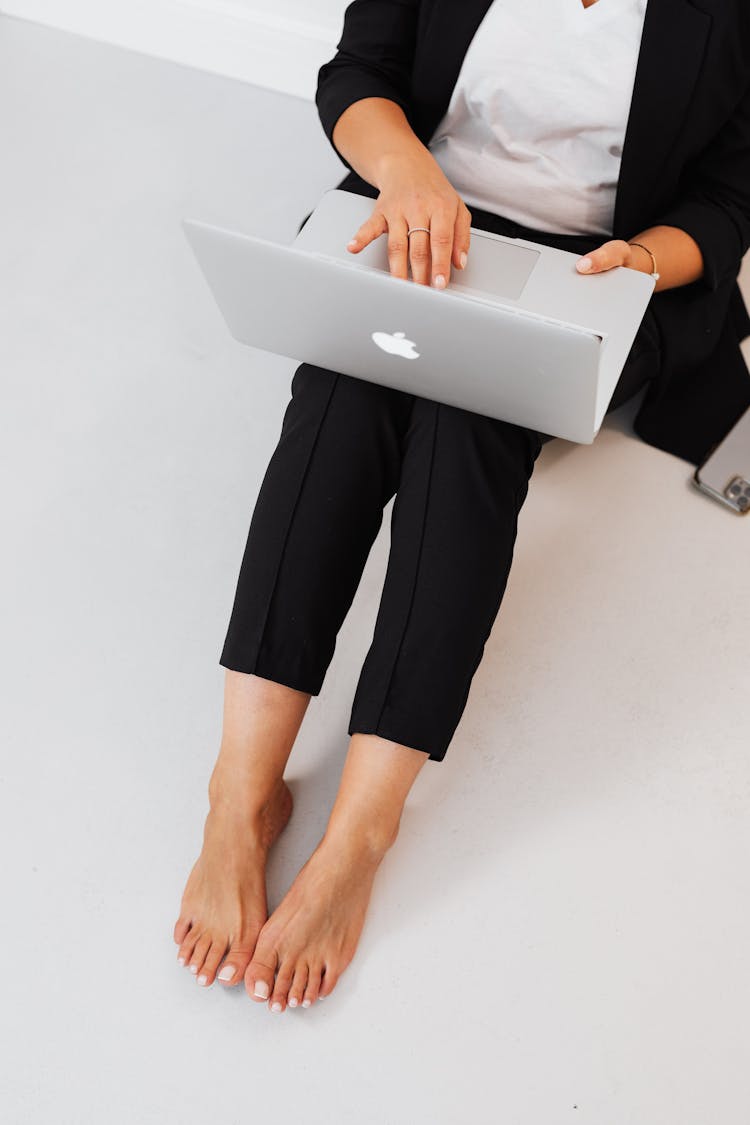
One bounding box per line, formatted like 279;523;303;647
288;998;298;1008
271;1002;282;1012
218;966;235;982
189;965;198;974
254;980;269;999
197;975;208;986
302;999;311;1008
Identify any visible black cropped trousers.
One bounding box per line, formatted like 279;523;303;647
219;206;662;762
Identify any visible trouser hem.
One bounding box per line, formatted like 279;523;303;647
347;714;449;763
218;653;324;697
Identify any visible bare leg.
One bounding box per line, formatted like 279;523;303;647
173;669;310;987
244;732;429;1011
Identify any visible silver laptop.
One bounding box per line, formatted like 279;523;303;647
182;187;655;443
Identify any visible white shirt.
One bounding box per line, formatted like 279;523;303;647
427;0;649;236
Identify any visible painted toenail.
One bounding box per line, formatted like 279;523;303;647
197;975;208;986
254;980;269;999
288;998;298;1008
218;966;235;981
302;999;311;1008
271;1002;282;1012
189;965;198;974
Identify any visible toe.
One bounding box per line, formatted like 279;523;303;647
287;963;309;1009
177;925;199;968
302;963;324;1007
268;961;295;1013
188;933;212;977
318;963;340;999
245;959;276;1003
216;943;255;987
196;939;229;987
174;915;191;945
244;935;279;1003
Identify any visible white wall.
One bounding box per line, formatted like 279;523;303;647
230;0;345;24
0;0;348;99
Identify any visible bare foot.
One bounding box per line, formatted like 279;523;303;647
243;824;396;1011
173;775;293;987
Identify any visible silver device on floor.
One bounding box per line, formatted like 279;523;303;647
182;187;656;444
692;406;750;515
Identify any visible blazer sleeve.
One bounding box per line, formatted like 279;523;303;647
650;77;750;292
315;0;419;173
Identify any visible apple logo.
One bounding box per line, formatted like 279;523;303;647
371;330;420;359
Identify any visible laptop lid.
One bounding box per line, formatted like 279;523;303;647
183;214;602;442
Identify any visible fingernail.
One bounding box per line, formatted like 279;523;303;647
288;998;298;1008
271;1002;282;1012
254;980;269;999
577;257;593;272
189;965;198;974
459;251;467;269
347;239;358;248
177;957;185;966
433;274;446;288
302;999;311;1008
218;965;235;981
197;974;208;986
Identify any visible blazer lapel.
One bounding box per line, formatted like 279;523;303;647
414;0;713;238
413;0;494;138
612;0;713;237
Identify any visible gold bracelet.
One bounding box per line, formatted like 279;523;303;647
627;240;660;281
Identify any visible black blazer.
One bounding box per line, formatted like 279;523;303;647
314;0;750;466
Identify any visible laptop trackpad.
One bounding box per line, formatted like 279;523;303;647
450;237;540;301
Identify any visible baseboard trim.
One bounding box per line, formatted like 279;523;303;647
0;0;339;99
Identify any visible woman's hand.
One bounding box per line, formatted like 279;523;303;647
345;150;472;289
576;239;645;276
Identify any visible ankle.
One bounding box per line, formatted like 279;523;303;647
208;763;285;821
322;808;401;863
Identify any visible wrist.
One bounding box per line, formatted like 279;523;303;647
627;242;650;272
372;141;434;189
627;240;660;280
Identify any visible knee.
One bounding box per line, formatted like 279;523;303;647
441;405;544;495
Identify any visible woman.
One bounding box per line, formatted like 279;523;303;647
173;0;750;1012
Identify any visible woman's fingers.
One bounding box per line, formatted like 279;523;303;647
453;203;472;271
347;210;387;253
346;193;472;287
346;209;412;281
408;221;432;287
386;214;410;281
575;239;631;273
428;210;456;289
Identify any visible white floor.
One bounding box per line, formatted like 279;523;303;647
2;15;749;1124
